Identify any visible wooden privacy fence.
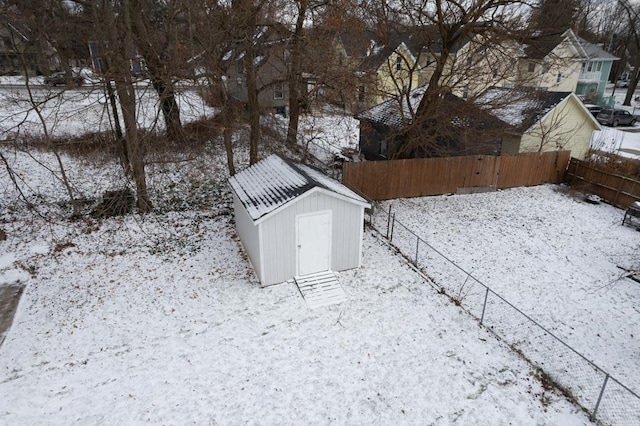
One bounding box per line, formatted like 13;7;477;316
565;158;640;209
343;151;570;201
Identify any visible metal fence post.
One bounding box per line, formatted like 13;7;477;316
390;213;395;242
480;287;490;325
386;206;392;239
591;374;610;422
414;237;420;265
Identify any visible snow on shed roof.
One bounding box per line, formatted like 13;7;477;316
229;155;369;221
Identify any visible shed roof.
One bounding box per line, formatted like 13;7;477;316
229;155;369;221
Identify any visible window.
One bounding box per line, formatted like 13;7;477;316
581;62;586;73
528;62;536;73
273;82;284;99
587;62;594;72
462;84;469;99
380;138;388;157
396;56;402;72
596;62;602;72
466;56;473;67
556;73;562;83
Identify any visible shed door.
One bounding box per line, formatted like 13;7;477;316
296;211;332;276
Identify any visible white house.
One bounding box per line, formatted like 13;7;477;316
228;155;370;287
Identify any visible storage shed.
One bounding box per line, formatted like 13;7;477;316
229;154;370;286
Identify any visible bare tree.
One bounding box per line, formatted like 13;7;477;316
129;0;187;144
283;0;330;148
72;0;152;212
618;0;640;106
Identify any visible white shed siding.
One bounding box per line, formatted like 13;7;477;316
259;190;365;286
232;193;263;283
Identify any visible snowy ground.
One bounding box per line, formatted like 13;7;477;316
1;79;636;423
371;185;640;415
0;83;213;139
0;149;591;424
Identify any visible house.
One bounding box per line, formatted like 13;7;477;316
412;29;523;99
228;155;370;286
224;25;292;115
0;18;59;75
518;29;618;102
476;87;601;160
332;30;422;111
356;85;600;161
355;85;507;160
519;29;587;94
574;37;619;102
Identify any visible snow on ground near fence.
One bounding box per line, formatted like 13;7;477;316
376;185;640;395
0;151;592;424
298;113;360;164
0;85;214;138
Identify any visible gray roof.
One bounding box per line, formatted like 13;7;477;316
355;85;427;127
229;155;369;221
476;88;574;133
577;37;619;61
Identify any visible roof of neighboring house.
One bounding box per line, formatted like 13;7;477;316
355;85;427;127
229;155;369;221
475;87;597;133
524;29;587;60
222;23;291;67
336;26;478;72
356;84;510;142
577;37;619;61
335;30;377;58
359;36;416;72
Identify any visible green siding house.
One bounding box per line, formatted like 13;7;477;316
575;37;618;102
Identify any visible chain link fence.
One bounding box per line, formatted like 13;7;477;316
369;206;640;425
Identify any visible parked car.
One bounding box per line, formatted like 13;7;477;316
44;72;84;87
615;79;630;88
596;109;637;127
584;104;603;117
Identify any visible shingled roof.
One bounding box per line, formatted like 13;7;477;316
475;87;579;133
355;84;507;133
355;85;427;127
228;155;369;222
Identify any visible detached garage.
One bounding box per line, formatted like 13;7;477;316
229;154;370;287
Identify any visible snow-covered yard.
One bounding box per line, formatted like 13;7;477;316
1;81;637;423
0;84;213;138
0;151;592;424
372;185;640;421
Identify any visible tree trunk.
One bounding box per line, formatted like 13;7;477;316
244;22;260;164
224;124;236;176
110;0;152;213
623;59;640;106
105;79;129;174
130;0;186;144
152;79;185;142
286;1;308;148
